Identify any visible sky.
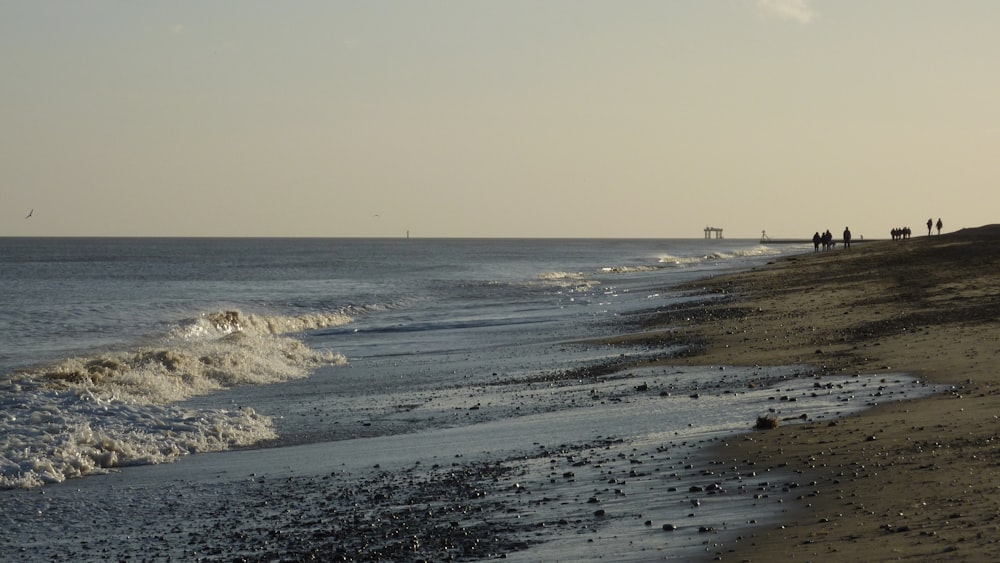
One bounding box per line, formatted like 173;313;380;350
2;1;998;238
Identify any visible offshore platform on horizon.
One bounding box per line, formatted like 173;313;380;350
703;226;724;239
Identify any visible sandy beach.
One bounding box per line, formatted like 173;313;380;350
626;225;1000;561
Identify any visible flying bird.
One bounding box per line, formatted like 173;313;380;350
25;209;33;219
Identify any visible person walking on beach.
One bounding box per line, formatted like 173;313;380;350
936;218;943;235
927;218;933;236
843;227;852;249
812;231;821;252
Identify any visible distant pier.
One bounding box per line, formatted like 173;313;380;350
704;227;723;239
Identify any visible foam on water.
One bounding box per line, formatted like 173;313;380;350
0;310;350;489
531;271;603;292
535;271;587;281
174;309;355;340
600;265;661;273
0;388;276;488
659;244;785;266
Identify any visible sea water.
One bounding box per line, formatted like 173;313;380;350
0;237;940;561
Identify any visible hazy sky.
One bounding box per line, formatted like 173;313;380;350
3;1;998;238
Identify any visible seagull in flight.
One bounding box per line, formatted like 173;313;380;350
25;209;33;219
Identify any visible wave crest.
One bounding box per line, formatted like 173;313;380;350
659;245;783;266
600;265;660;274
658;254;704;266
1;309;350;488
29;310;349;406
178;309;354;340
531;271;601;291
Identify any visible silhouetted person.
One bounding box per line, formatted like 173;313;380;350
812;231;821;252
927;218;933;236
843;227;852;249
936;218;943;235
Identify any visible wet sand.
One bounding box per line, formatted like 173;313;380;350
4;348;941;561
627;225;1000;561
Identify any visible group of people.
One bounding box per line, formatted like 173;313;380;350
892;218;943;241
812;228;851;251
813;218;945;251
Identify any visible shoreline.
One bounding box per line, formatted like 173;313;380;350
4;233;995;561
637;225;1000;561
6;365;929;562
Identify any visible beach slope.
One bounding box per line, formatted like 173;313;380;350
646;225;1000;561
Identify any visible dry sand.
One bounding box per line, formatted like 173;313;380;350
623;225;1000;561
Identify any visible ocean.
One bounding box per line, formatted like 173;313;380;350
0;237;937;561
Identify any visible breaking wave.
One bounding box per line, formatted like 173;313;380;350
1;310;350;489
173;310;356;342
659;245;783;266
599;265;660;274
532;271;602;291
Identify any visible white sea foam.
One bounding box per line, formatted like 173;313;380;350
536;271;586;281
0;383;277;488
659;245;783;266
0;309;350;489
26;310;350;405
533;271;602;290
175;309;354;341
707;245;784;260
599;265;660;274
658;254;709;266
